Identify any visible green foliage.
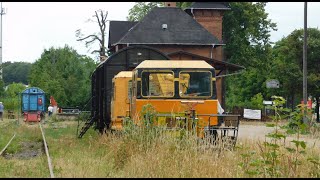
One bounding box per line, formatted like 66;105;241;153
223;2;277;109
140;103;157;127
5;82;26;98
2;62;32;85
28;45;97;108
126;2;192;21
249;93;264;110
127;2;163;21
238;96;319;177
0;78;5;97
272;28;320;110
223;2;277;66
2;82;26;111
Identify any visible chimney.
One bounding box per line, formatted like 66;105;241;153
164;2;176;7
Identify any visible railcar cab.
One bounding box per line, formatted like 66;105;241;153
129;60;219;137
132;60;216;100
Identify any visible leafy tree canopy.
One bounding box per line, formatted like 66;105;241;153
2;61;32;85
272;28;320;107
28;45;97;108
127;2;192;21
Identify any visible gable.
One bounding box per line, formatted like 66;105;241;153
108;21;138;48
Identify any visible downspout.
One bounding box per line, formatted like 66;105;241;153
210;44;215;59
191;8;195;19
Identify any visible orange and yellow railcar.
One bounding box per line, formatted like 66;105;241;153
111;60;239;141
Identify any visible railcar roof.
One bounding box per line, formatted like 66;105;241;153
136;60;214;69
114;71;133;78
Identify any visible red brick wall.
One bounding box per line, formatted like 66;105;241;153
193;10;224;42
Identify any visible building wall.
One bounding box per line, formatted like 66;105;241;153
193;9;224;42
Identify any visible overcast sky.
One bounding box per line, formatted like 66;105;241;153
1;2;320;63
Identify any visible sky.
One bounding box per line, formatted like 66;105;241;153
1;2;320;63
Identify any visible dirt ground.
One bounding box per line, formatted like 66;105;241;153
238;121;320;148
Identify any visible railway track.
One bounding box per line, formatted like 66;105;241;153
0;123;55;178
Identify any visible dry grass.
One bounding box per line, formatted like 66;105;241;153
1;118;320;178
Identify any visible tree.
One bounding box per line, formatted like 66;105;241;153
76;9;109;61
28;45;97;108
126;2;192;21
272;28;320;120
2;82;26;111
223;2;277;110
2;61;32;85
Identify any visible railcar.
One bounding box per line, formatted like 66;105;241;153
110;60;240;142
21;87;46;122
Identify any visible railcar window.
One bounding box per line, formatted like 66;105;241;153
128;80;132;100
112;82;115;100
179;71;212;97
132;71;137;97
141;71;174;97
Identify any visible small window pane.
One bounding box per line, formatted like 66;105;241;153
179;71;211;97
142;72;174;97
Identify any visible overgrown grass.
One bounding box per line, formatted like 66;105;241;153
1;112;320;177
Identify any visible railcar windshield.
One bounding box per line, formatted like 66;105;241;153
179;71;212;97
141;71;174;97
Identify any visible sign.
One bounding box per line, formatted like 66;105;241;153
263;100;273;105
244;109;261;120
266;79;279;88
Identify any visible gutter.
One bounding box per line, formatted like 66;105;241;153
112;43;226;46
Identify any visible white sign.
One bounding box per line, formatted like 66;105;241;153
266;79;279;88
263;100;273;105
243;109;261;120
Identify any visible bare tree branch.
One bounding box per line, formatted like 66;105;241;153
77;34;97;41
76;9;109;61
91;50;100;54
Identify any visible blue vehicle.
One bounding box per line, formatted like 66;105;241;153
21;87;46;122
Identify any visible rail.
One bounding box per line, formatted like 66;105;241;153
1;123;55;177
39;123;55;178
0;133;16;156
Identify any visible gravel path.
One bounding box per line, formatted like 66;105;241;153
238;123;320;148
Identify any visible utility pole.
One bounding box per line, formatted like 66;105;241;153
303;2;308;123
0;2;6;80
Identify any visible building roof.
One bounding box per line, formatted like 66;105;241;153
108;21;138;48
185;2;231;10
113;7;222;46
136;60;214;69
